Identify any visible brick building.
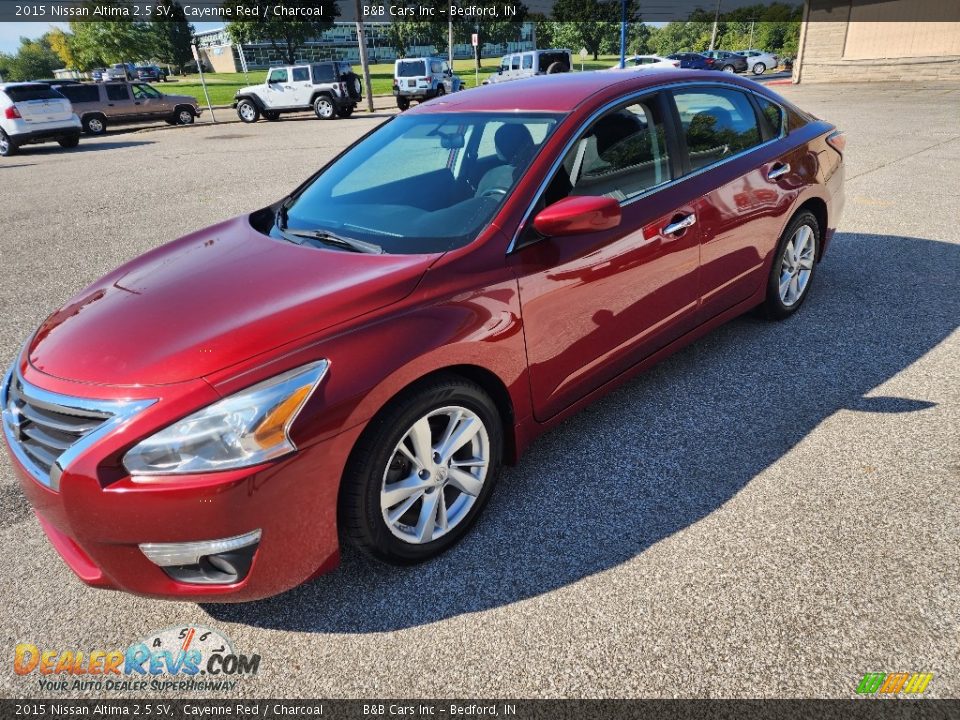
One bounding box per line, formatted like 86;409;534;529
794;0;960;83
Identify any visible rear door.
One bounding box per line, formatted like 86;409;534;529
668;85;790;320
103;83;136;119
289;66;313;106
5;84;73;124
513;92;702;420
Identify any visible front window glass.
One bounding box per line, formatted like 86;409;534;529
132;84;161;99
278;113;561;254
672;88;762;171
397;60;426;77
268;69;288;83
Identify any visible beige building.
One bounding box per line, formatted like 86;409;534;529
795;0;960;82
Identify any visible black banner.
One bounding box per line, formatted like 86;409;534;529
2;700;960;720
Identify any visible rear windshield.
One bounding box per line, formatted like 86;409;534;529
59;84;99;103
5;85;63;102
396;60;426;77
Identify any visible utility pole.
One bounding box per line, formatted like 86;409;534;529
448;18;454;67
354;0;374;113
748;20;755;49
709;0;722;51
619;0;627;69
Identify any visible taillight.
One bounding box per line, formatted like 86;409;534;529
672;61;680;67
826;130;846;155
4;106;22;119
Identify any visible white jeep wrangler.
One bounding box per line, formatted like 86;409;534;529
233;61;362;122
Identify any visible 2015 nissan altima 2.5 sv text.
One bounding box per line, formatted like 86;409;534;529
2;70;844;601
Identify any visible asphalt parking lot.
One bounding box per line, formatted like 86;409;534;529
1;81;958;699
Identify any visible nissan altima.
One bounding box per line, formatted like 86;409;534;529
1;69;844;600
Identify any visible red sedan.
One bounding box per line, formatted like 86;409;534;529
1;70;844;601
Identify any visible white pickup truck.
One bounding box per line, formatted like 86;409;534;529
233;61;363;122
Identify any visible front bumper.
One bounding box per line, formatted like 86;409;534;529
2;363;362;601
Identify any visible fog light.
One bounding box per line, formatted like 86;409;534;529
140;530;261;585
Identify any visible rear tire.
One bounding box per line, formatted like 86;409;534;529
58;136;79;149
82;114;106;135
236;99;259;123
436;85;446;97
722;64;736;73
263;110;280;121
336;105;354;118
339;375;503;565
313;95;335;120
396;97;410;111
753;62;766;75
0;130;16;157
760;210;821;320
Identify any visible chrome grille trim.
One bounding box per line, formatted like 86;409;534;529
1;364;156;491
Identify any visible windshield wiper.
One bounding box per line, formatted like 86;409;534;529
279;227;384;254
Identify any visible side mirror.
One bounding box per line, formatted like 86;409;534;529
532;196;622;237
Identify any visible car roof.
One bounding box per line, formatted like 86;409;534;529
407;69;751;114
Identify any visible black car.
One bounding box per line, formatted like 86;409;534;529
667;53;715;70
136;65;169;82
701;51;749;73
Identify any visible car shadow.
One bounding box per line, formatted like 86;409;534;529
204;232;959;633
14;141;154;155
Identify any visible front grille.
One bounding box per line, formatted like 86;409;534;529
3;373;111;485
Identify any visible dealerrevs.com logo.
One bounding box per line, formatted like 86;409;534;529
13;625;260;693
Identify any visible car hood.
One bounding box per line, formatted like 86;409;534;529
165;92;200;105
27;216;436;386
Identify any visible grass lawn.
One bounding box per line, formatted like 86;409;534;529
165;56;620;106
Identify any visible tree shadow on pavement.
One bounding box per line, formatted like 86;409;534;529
204;231;959;633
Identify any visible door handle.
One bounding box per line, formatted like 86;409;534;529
662;214;696;236
284;85;293;89
767;162;790;180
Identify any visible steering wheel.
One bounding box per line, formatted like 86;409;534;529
480;187;508;199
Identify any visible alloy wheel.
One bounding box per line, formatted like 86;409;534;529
316;98;334;119
87;118;104;133
178;110;194;124
723;65;735;73
778;224;816;307
239;103;256;122
380;406;490;545
753;62;766;75
0;132;9;155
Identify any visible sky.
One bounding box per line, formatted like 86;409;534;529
0;21;224;53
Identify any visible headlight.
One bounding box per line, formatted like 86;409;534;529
124;360;329;477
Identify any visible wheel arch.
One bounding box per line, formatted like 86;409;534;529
793;196;828;261
310;90;334;104
235;93;266;111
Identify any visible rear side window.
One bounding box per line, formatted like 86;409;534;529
5;85;62;102
430;60;442;73
105;84;130;101
312;64;335;82
755;96;784;137
672;87;762;171
397;60;425;78
291;67;309;82
59;85;100;103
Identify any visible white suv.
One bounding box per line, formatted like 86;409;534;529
0;83;81;157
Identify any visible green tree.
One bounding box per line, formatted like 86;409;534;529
550;0;638;61
384;0;447;58
69;21;153;69
648;21;714;55
227;1;340;65
1;36;62;80
451;0;529;71
150;1;194;72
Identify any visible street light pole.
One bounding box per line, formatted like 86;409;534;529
709;0;722;51
619;0;628;69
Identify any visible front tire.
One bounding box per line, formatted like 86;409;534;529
339;375;503;564
761;210;820;320
236;99;259;123
753;62;766;75
175;107;195;125
313;95;335;120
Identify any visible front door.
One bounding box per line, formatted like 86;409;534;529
264;67;296;108
513;93;702;421
131;83;169;119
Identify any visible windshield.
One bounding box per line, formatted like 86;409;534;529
275;113;561;254
396;60;426;78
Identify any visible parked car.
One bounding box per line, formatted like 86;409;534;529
53;81;200;134
1;69;844;600
667;52;716;70
485;49;572;84
104;63;137;81
234;62;362;122
739;49;780;75
0;82;81;156
393;57;462;111
611;55;681;71
90;68;106;82
136;65;169;82
701;50;749;73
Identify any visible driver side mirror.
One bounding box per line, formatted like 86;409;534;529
532;196;622;237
